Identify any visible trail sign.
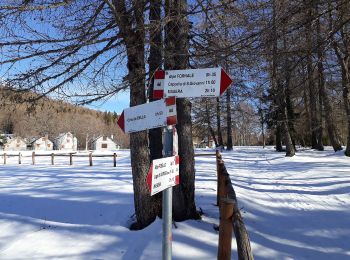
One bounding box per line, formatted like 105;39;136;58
146;155;180;196
117;97;176;133
118;66;233;260
160;67;232;98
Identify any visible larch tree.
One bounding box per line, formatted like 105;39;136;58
330;0;350;156
0;0;158;229
164;0;200;221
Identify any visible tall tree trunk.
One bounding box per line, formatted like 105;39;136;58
148;0;163;162
331;2;349;155
317;85;324;150
216;97;224;146
205;101;218;147
282;28;297;150
317;49;342;152
262;123;265;148
275;124;283;152
113;0;158;229
147;0;163;218
315;7;326;151
128;43;155;229
281;100;296;156
305;2;322;150
303;87;311;146
272;0;295;156
341;59;350;156
164;0;199;220
285;84;296;148
278;81;295;156
258;107;265;148
226;88;233;150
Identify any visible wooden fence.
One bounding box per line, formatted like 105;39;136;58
0;151;212;167
0;152;118;167
216;150;254;260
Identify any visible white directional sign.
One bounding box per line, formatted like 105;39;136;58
146;155;180;196
162;67;233;98
117;97;176;133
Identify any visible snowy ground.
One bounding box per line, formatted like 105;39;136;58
0;147;349;259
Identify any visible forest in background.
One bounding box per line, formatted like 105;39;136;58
0;1;349;156
0;88;129;149
189;0;350;156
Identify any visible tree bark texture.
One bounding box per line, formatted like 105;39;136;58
148;0;163;162
341;60;350;156
282;32;297;150
216;97;224;146
332;2;350;156
206;101;218;147
164;0;199;220
305;3;322;150
226;88;233;150
318;6;340;152
275;123;283;152
272;0;295;156
113;0;159;229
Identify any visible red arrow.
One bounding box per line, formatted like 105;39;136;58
220;69;233;95
146;163;153;192
117;111;125;132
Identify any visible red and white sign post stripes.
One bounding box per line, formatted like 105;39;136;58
153;70;165;99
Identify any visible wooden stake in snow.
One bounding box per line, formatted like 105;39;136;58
113;153;117;167
3;153;6;164
18;152;22;164
32;151;35;165
70;153;73;165
218;198;234;260
89;152;93;166
51;153;54;165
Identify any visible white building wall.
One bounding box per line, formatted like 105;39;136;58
92;136;117;151
33;137;53;151
54;133;78;151
4;137;27;151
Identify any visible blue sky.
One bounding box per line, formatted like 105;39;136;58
0;3;130;115
86;90;130;114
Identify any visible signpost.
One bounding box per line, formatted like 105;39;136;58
146;155;180;196
117;97;176;133
117;67;232;260
152;67;232;98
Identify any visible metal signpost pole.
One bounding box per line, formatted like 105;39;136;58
162;125;173;260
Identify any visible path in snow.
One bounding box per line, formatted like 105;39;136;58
220;147;350;259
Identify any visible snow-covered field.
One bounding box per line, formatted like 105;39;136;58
0;147;349;259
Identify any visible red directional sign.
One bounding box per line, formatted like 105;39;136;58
159;67;232;98
117;97;176;133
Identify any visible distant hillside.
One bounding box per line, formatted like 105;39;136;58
0;88;129;149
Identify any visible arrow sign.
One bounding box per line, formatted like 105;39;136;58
117;97;177;133
146;155;180;196
163;67;232;98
